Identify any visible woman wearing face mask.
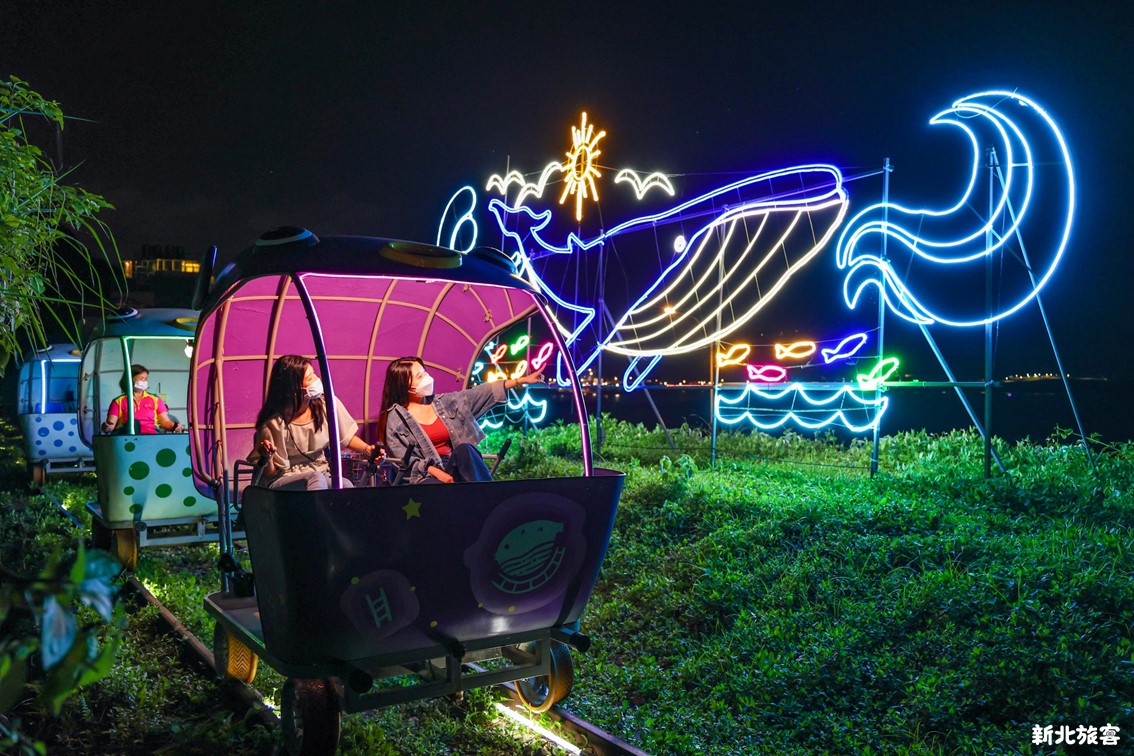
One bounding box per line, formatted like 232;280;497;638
103;364;183;434
378;357;543;484
249;355;376;491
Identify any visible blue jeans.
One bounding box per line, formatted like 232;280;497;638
440;443;493;483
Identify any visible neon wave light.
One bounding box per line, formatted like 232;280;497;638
856;357;900;391
774;341;817;361
836;91;1074;327
822;333;869;363
614;169;676;199
715;383;889;432
746;364;787;383
479;390;549;430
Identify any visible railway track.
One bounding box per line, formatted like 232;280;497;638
124;552;648;755
35;483;647;755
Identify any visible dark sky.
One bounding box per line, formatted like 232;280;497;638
5;1;1133;385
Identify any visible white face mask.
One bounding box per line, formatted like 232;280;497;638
413;372;435;397
134;380;149;392
305;377;324;399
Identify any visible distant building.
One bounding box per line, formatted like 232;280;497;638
122;245;201;307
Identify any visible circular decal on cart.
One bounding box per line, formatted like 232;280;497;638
464;493;586;616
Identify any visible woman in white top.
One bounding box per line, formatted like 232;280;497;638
249;354;375;490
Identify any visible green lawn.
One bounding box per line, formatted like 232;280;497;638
3;418;1132;754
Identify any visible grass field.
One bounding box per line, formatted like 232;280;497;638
3;418;1132;754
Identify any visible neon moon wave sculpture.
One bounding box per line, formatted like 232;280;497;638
836;91;1074;327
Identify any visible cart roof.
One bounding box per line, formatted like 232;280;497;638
189;229;583;485
87;308;200;340
199;229;536;311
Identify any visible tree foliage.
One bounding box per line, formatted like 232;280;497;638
0;75;121;373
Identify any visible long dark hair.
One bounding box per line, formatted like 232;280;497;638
377;356;423;444
255;355;326;431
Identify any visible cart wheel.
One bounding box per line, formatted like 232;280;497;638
30;463;47;487
281;678;341;755
516;641;574;713
91;518;112;552
213;623;258;684
111;528;138;570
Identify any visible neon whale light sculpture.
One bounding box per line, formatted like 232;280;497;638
836;91;1074;327
489;164;849;385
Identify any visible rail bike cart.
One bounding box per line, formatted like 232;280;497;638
191;229;625;754
78;308;231;568
16;343;95;484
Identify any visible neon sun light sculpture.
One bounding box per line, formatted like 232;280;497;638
437;91;1072;432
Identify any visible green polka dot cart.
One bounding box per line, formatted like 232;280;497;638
78;308;231;568
193;230;625;753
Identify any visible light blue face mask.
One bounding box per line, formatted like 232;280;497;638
305;377;324;400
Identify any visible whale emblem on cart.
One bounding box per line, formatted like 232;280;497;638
492;519;567;594
466;494;588;616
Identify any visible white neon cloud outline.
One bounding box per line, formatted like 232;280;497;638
614;169;676;199
774;341;817;361
436;185;479;252
821;333;869;364
486;163;568;207
715;383;889;432
835;91;1074;327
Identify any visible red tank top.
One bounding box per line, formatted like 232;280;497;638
422;417;452;456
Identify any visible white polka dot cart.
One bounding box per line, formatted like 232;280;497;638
16;343;95;485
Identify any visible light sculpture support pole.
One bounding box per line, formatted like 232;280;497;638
595;239;605;452
985;148;996;479
918;320;1007;473
871;159;891;476
602;302;676;452
711;229;724;468
989;156;1097;473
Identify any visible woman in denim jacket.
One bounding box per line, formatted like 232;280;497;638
377;356;543;484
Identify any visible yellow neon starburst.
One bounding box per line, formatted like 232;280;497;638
559;112;606;222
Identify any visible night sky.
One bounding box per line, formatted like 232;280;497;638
5;2;1133;408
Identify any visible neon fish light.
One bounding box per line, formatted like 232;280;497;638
856;357;900;391
821;333;869;363
745;364;788;383
774;341;817;361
